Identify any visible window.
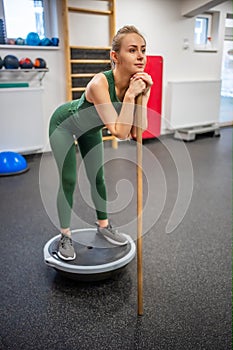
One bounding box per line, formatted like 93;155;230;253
3;0;45;39
194;14;212;46
0;0;58;43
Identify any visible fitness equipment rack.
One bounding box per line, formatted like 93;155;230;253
0;68;49;87
62;0;117;148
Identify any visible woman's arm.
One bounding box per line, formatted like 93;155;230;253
129;73;153;138
85;72;150;140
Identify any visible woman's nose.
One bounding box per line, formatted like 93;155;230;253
137;51;144;60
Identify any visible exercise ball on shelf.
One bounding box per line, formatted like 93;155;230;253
0;151;29;176
0;57;3;69
15;37;25;45
40;37;52;46
3;55;19;69
51;37;59;46
34;57;47;69
19;57;34;69
26;32;40;46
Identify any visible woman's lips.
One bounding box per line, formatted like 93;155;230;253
135;64;144;68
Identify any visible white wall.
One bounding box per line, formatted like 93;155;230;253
0;0;232;153
115;0;232;131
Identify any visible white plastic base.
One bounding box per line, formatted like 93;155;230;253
43;228;136;281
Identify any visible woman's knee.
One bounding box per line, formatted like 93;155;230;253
62;173;76;195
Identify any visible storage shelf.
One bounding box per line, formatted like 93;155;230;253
0;68;49;86
0;45;59;50
0;68;48;73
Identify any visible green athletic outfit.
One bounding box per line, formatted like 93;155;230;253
49;70;121;228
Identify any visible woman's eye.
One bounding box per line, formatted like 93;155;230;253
129;48;136;53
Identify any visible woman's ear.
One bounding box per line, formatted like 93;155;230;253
110;50;118;65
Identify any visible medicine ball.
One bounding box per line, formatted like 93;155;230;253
40;37;52;46
26;32;40;46
0;57;3;69
34;57;47;69
19;57;33;69
15;37;25;45
3;55;19;69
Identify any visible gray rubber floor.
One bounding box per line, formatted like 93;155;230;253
0;127;231;350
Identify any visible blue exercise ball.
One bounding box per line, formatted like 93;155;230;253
26;32;40;46
0;151;28;176
40;37;52;46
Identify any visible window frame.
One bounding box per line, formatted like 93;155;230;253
194;13;212;48
194;12;219;52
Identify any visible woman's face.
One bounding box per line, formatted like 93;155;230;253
114;33;147;75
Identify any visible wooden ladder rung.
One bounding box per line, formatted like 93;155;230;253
71;87;86;92
70;46;111;50
70;59;111;64
68;7;112;16
71;73;95;78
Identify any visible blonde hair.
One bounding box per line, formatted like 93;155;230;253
111;25;146;67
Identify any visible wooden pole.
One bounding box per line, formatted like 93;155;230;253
136;94;143;316
109;0;116;43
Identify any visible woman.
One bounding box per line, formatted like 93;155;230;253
49;25;153;260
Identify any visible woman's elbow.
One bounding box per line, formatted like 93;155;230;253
111;127;129;140
114;132;128;140
119;134;129;140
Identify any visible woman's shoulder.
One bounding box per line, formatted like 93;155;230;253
87;72;108;91
87;70;114;92
85;71;110;103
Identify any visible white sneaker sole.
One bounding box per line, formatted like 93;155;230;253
57;251;76;261
101;234;128;246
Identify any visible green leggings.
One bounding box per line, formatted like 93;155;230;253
49;102;107;228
